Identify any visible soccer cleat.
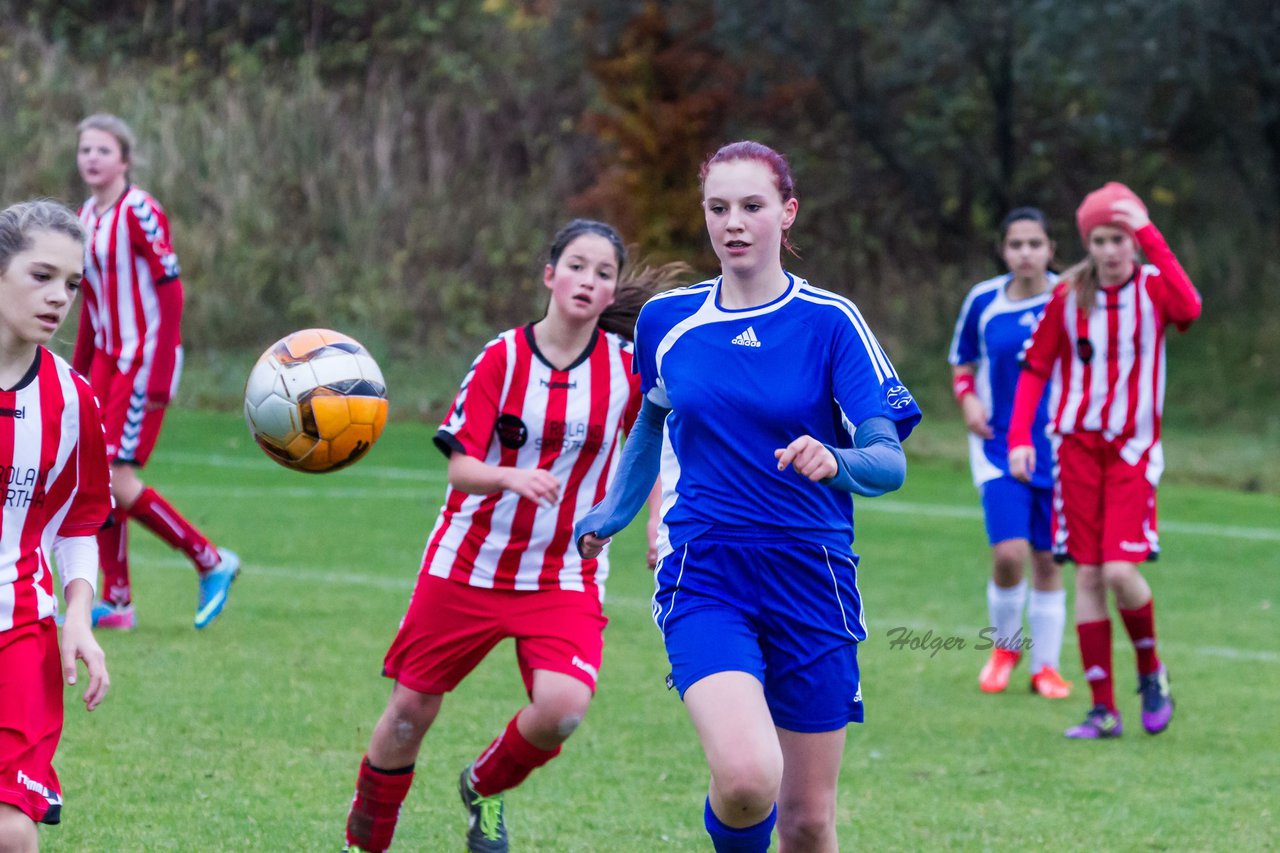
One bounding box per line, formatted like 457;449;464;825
1064;704;1123;739
194;548;241;630
90;602;136;630
1030;666;1073;699
1138;665;1174;734
978;647;1021;693
459;766;508;852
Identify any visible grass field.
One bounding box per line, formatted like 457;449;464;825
43;410;1279;852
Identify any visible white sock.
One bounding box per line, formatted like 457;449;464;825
1028;588;1068;672
987;579;1028;651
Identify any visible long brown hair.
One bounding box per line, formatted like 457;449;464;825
597;257;692;341
544;219;690;341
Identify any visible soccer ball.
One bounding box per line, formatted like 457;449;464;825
244;329;388;473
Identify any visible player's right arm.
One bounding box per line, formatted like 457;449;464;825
952;364;993;439
574;397;668;560
948;282;993;439
446;453;561;507
1008;285;1066;481
433;333;562;505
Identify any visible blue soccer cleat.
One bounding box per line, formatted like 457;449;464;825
195;548;240;630
90;601;136;630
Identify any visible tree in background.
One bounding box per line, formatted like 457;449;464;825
1;0;1275;424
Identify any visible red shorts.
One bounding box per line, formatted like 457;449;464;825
89;351;174;466
0;620;64;824
383;574;608;696
1053;432;1159;565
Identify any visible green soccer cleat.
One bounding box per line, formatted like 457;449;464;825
459;766;508;852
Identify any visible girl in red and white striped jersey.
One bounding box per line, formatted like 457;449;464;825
0;200;112;848
1008;182;1201;739
343;220;678;853
73;114;238;631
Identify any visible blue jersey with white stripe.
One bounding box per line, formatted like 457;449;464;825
948;273;1056;488
635;274;921;555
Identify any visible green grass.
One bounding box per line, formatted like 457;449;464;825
44;410;1279;851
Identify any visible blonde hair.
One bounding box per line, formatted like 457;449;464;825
0;199;86;274
1063;256;1101;314
77;113;137;165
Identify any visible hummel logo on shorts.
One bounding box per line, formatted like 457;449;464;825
731;326;762;347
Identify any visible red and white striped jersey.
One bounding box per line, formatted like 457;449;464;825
1;349;112;632
1019;224;1201;476
78;186;182;372
422;325;642;597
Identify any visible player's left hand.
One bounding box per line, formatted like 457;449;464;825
577;532;610;560
59;614;110;711
1008;445;1036;483
775;436;838;482
1111;198;1150;232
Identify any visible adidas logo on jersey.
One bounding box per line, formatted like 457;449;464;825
731;326;762;347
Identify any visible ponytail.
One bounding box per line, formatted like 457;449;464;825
597;259;692;341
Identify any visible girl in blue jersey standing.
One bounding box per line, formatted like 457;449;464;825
577;141;921;852
949;208;1072;699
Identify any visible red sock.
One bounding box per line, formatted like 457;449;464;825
130;487;220;573
1077;619;1116;712
98;509;131;605
345;756;415;853
470;712;561;797
1118;599;1161;676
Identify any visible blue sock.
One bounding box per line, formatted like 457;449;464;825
704;797;777;852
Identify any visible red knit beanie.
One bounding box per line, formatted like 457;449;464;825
1075;182;1146;245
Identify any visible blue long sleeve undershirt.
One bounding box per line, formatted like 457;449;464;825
574;398;667;547
821;416;906;497
573;402;906;553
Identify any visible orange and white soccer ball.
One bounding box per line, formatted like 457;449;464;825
244;329;388;473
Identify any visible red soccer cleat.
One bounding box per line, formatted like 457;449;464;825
1030;665;1073;699
979;647;1021;693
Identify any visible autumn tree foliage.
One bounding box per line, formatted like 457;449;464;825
571;2;739;265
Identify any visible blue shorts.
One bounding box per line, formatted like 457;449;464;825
651;533;865;733
981;475;1053;551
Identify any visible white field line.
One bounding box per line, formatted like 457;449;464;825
155;453;1280;542
136;554;1279;663
869;499;1280;543
160;451;446;481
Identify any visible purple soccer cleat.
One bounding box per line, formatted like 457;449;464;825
1065;704;1123;739
1138;665;1174;734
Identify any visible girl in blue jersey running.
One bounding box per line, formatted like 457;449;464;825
577;141;921;853
948;208;1072;700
